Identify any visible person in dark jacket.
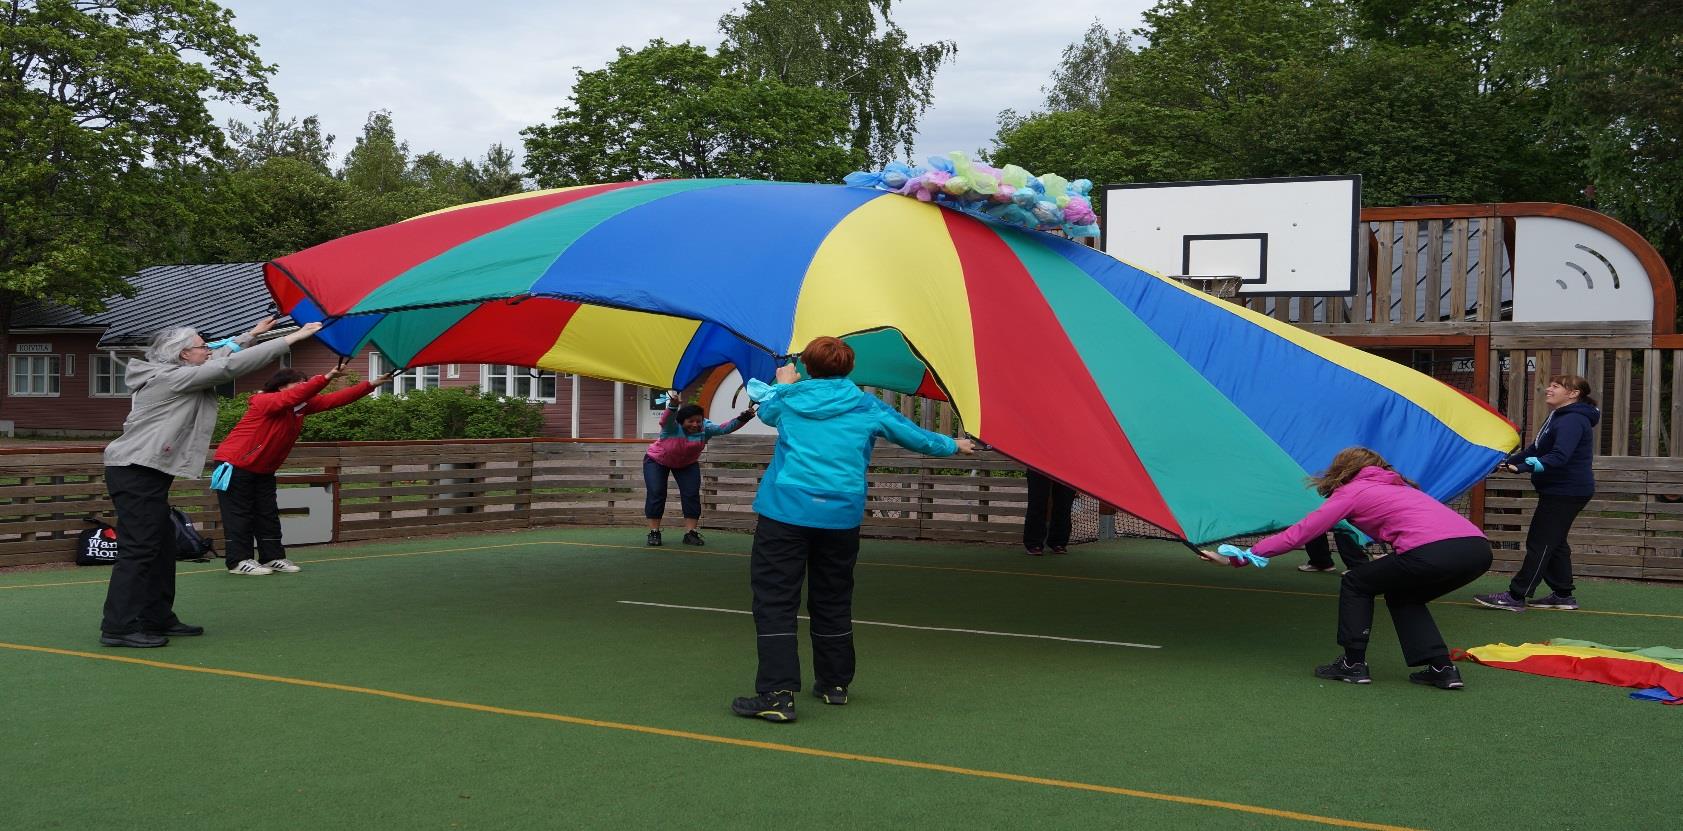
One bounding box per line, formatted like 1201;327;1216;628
1474;374;1600;612
98;319;322;648
730;337;976;723
1022;468;1076;555
214;365;392;575
1298;529;1372;573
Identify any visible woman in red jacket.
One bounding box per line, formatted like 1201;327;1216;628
214;365;392;575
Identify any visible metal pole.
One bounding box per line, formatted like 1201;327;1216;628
570;374;581;438
612;381;624;439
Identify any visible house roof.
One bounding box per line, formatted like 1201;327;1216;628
10;263;293;348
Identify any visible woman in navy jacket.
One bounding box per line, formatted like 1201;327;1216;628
1475;374;1599;611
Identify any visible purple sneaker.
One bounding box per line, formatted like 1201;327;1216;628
1025;546;1044;557
1530;593;1579;610
1473;591;1525;612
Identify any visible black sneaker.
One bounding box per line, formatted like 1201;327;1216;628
99;632;168;648
1529;593;1579;610
1409;664;1465;690
1313;657;1373;684
813;684;849;705
683;530;705;546
646;530;662;547
731;690;796;722
1048;545;1069;555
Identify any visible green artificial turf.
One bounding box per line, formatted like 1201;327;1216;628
2;528;1679;830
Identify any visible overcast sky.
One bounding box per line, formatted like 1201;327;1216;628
211;0;1152;171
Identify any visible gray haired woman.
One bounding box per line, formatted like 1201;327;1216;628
99;317;322;648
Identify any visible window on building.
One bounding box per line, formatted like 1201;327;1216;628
90;353;131;397
481;364;557;402
370;352;441;396
9;355;60;397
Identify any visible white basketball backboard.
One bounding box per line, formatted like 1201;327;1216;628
1101;175;1362;295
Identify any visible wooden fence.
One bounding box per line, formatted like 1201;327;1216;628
4;438;1680;581
0;438;1044;569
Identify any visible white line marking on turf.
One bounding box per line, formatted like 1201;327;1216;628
618;601;1162;649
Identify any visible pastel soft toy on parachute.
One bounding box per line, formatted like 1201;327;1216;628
843;153;1100;237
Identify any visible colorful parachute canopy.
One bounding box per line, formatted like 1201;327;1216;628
1457;641;1683;702
265;179;1519;546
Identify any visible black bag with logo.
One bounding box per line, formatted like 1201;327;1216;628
171;507;215;562
76;518;121;566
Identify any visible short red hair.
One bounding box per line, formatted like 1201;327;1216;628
800;336;854;378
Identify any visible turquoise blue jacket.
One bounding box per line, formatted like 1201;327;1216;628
748;377;958;529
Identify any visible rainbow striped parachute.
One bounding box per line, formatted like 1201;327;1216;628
265;179;1519;545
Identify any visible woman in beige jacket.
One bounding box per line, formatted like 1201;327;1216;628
99;318;322;648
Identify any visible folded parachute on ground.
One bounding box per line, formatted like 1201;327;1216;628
265;178;1518;546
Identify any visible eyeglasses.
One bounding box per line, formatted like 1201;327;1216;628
183;345;211;353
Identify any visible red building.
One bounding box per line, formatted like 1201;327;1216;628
2;264;647;438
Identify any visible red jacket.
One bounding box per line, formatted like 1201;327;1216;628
215;376;375;474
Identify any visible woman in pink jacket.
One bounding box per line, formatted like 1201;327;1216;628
643;390;756;547
1201;447;1492;690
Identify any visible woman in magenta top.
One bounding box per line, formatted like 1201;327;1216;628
643;390;755;547
1202;447;1492;690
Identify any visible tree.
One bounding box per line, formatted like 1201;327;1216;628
0;0;273;312
226;109;336;173
521;40;859;187
718;0;955;164
1500;0;1683;279
1040;21;1133;113
992;0;1578;207
465;143;524;199
340;110;411;196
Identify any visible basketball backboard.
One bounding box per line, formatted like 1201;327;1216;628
1101;175;1362;296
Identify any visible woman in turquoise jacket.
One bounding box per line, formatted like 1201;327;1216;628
731;336;975;723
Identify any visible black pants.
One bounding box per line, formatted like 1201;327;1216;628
643;456;702;520
100;465;182;635
1023;470;1076;549
1306;531;1372;570
749;515;861;693
1337;536;1492;666
217;466;285;568
1510;494;1589;598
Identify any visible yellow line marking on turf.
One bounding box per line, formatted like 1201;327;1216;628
6;536;1680;622
0;641;1419;831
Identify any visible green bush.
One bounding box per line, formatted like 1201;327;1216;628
215;385;545;442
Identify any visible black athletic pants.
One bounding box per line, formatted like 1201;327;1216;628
100;465;182;635
1509;494;1589;599
217;466;286;568
749;515;860;693
1023;469;1076;549
1337;536;1492;666
643;455;702;520
1305;531;1372;570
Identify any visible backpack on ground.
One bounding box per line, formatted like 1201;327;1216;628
76;518;121;566
171;507;215;562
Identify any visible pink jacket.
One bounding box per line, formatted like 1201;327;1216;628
1252;467;1483;557
643;406;749;469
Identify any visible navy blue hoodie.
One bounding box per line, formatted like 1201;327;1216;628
1508;401;1599;497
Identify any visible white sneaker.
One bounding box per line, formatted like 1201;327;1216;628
229;559;273;576
265;558;301;573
